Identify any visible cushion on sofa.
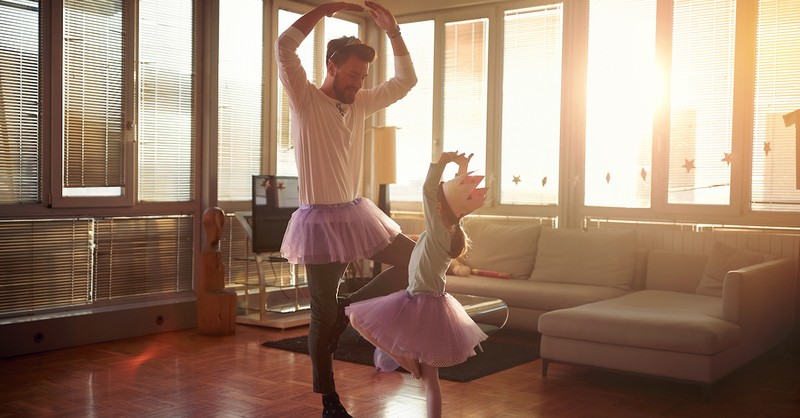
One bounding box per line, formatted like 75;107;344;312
696;241;775;297
646;250;708;293
446;274;629;311
462;219;542;279
538;290;740;355
530;228;636;289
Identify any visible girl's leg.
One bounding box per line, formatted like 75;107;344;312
420;363;442;418
347;233;415;302
393;355;421;380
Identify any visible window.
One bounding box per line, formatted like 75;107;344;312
218;0;263;202
500;5;562;206
138;0;194;202
666;0;736;205
441;18;488;180
61;0;126;199
384;20;435;203
583;0;656;208
750;0;800;212
0;0;196;319
0;0;39;205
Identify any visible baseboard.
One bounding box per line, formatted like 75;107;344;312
0;300;197;358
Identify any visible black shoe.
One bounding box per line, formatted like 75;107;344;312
327;298;351;354
322;393;353;418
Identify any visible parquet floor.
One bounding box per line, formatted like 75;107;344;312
1;324;799;417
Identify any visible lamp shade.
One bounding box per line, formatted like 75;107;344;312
373;126;396;184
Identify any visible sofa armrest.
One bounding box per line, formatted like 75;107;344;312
722;258;796;340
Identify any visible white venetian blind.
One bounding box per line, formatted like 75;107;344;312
137;0;194;202
441;18;488;180
62;0;125;193
667;0;736;205
218;0;262;201
384;20;434;203
750;0;800;212
0;0;39;204
500;5;562;206
584;0;656;208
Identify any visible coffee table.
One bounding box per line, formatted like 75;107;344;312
451;293;508;335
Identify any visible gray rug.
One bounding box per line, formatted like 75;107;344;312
262;327;538;382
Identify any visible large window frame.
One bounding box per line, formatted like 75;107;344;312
385;0;800;229
0;0;199;321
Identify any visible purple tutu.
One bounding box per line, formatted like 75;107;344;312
345;291;488;368
280;197;401;265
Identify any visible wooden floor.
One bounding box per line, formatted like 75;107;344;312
1;324;799;418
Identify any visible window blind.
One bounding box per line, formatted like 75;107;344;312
0;0;39;204
217;0;262;202
62;0;125;192
750;0;800;212
441;19;488;180
584;0;656;209
94;216;193;300
0;219;93;317
500;5;562;206
137;0;194;202
384;20;435;203
667;0;736;205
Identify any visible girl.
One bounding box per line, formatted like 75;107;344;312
345;151;489;418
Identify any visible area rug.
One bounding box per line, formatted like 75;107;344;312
262;328;538;382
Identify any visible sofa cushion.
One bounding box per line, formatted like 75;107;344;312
446;274;629;311
696;241;775;297
462;219;541;279
530;228;636;289
538;290;740;355
646;250;708;293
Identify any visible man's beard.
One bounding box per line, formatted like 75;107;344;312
332;76;356;104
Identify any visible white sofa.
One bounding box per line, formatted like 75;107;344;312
438;218;797;393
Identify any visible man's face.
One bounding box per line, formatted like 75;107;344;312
331;55;369;104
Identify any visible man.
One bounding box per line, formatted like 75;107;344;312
275;1;417;417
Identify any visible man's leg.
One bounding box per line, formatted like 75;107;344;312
327;234;415;354
306;262;349;395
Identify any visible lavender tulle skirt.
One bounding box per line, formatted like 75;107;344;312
345;290;488;368
280;197;401;265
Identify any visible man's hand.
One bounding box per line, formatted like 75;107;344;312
365;1;398;32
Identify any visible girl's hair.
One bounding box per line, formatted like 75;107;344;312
437;183;469;259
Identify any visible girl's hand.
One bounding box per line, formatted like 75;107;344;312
437;151;460;165
453;152;473;175
322;2;364;17
365;1;398;32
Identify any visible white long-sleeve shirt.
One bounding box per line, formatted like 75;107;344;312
275;27;417;205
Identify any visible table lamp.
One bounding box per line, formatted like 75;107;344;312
373;126;396;215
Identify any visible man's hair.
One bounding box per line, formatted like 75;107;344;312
326;36;376;66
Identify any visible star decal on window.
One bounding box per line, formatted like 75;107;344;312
721;152;732;166
640;168;647;181
764;141;772;156
682;158;695;173
512;175;521;185
541;176;548;187
605;172;611;184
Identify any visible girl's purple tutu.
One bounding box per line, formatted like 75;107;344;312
345;290;488;368
280;197;401;265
